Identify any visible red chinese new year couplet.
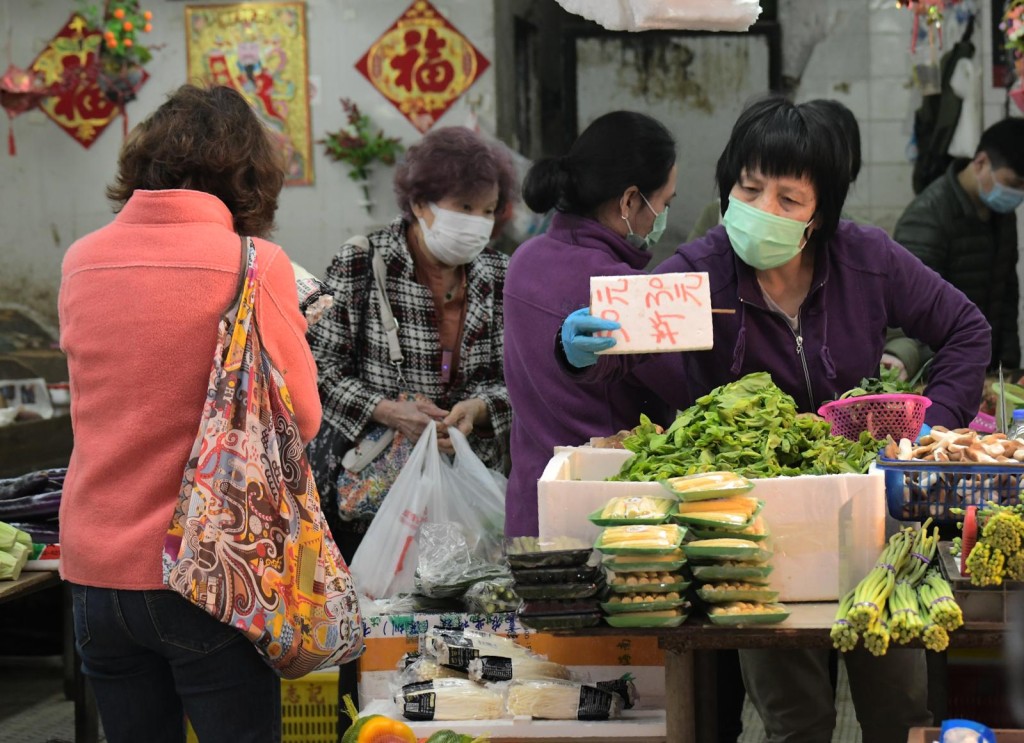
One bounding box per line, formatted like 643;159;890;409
30;14;146;149
355;0;489;133
590;272;713;354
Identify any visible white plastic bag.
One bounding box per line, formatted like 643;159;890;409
350;426;506;599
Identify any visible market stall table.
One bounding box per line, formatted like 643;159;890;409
557;602;1007;743
0;572;98;743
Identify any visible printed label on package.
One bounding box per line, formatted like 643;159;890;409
576;685;615;720
401;681;436;721
444;645;480;670
477;655;513;681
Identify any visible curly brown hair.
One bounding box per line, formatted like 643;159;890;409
106;84;285;237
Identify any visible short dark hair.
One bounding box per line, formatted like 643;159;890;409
977;118;1024;176
803;98;862;183
393;127;519;227
716;96;850;246
522;111;676;216
106;84;285;237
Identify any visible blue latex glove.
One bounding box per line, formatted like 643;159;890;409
916;422;932;442
561;308;620;368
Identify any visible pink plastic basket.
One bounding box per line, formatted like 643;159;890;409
817;393;931;441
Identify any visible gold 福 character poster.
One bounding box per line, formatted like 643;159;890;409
185;2;312;185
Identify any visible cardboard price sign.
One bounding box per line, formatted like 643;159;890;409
590;272;713;354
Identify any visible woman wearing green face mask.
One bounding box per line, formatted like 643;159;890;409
559;95;991;743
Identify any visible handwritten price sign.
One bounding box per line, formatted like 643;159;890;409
590;272;713;354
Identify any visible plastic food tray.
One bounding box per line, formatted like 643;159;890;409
512;580;604;600
689;519;770;542
876;455;1024;525
682;541;772;563
672;500;764;532
690;563;773;582
505;537;594;568
600;596;688;614
607;577;691;594
594;525;686;555
587;500;674;527
696;586;780;604
604;612;688;628
517;610;603;631
520;598;602;616
510;556;602;585
603;552;687;573
659;472;754;502
707;603;790;625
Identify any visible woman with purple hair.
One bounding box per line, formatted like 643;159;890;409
308;126;517;559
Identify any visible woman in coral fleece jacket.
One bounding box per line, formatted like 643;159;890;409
58;85;317;743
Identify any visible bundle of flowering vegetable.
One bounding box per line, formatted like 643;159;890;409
951;502;1024;586
831;519;961;655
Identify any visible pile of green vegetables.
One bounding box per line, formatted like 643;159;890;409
612;372;882;482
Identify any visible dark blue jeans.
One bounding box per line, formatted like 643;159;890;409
70;584;281;743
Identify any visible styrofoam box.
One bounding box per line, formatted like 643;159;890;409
538;447;886;602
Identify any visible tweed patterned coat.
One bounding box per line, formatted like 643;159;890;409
309;217;510;470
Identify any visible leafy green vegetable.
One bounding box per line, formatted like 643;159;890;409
612;372;882;482
838;366;916;399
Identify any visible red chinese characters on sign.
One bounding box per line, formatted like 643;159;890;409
355;0;489;133
590;273;714;354
30;15;146;149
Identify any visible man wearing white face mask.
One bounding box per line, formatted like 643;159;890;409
884;118;1024;380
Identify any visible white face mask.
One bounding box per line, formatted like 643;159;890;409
416;203;494;266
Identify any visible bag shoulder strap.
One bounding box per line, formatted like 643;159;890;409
348;234;405;380
224;235;251;318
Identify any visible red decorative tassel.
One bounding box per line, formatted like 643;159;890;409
122;105;128;138
7;123;14;156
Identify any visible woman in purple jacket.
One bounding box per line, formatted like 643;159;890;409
562;96;990;743
503;111;690;539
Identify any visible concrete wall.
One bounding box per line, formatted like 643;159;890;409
0;0;496;325
1;0;1022;329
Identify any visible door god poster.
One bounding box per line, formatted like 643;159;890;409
185;3;313;185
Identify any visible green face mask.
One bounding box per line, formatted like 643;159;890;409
722;196;810;270
625;194;669;250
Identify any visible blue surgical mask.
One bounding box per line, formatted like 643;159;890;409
722;197;811;270
979;173;1024;214
624;194;668;249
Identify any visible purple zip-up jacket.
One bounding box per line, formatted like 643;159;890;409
503;213;691;536
651;222;989;427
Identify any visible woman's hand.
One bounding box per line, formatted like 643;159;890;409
373;397;449;443
438;398;488;454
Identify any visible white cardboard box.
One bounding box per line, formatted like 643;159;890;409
537;447;886;602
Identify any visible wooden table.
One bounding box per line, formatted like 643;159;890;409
0;572;98;743
562;603;1006;743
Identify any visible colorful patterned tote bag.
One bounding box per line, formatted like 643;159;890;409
162;237;364;679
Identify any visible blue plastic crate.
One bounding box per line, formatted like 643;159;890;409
877;456;1024;524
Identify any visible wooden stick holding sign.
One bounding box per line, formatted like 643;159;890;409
590;272;715;354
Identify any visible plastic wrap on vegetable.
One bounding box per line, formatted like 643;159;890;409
467;654;572;683
463;577;521;614
595;673;638;709
506;679;623;720
416;523;511;598
423;628;532;672
396;679;506;721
